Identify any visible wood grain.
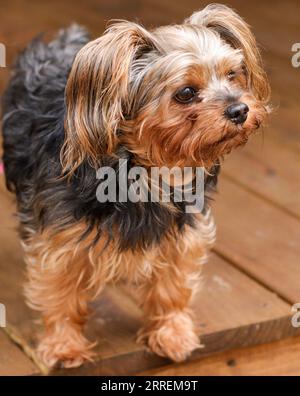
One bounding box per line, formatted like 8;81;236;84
213;177;300;304
141;335;300;376
222;136;300;219
0;330;38;376
63;253;297;375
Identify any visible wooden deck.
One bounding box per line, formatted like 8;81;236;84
0;0;300;376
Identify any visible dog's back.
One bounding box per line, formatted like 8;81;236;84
2;25;89;194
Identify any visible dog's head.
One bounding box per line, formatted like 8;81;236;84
62;4;270;174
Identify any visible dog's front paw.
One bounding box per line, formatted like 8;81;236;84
37;327;96;369
138;312;202;362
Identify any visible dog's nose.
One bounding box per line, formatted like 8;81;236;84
225;103;249;124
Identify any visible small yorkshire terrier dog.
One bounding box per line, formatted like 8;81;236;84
2;4;270;368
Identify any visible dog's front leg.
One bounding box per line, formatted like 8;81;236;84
137;242;204;362
23;226;96;369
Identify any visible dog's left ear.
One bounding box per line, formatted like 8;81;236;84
185;4;270;102
62;21;157;175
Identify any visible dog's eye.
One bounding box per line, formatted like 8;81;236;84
174;87;197;104
227;70;236;81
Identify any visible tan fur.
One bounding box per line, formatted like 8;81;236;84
62;5;269;174
23;211;215;368
61;22;158;176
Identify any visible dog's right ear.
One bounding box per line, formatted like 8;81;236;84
62;21;156;176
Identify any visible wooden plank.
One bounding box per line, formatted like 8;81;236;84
0;175;297;375
0;330;39;376
140;335;300;376
0;0;299;376
222;135;300;219
55;253;300;375
213;177;300;304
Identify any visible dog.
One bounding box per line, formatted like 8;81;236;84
1;4;270;369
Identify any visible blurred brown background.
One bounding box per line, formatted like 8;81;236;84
0;0;300;376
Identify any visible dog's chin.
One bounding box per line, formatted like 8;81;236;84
215;129;240;145
189;124;260;168
214;116;262;145
212;114;263;148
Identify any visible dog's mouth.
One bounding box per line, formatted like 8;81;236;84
211;125;243;146
215;115;262;146
216;130;239;144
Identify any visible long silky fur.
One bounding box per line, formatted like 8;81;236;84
2;25;219;252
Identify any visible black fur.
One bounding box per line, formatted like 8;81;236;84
1;25;220;252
